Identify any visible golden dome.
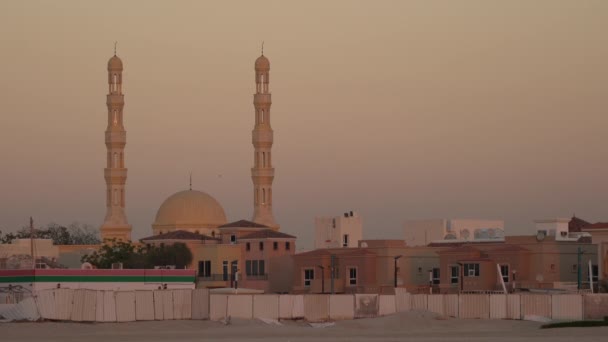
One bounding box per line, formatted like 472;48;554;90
107;55;123;71
152;190;227;230
255;55;270;70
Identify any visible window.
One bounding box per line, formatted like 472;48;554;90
332;218;336;228
246;260;266;276
464;263;480;277
230;235;236;243
572;264;578;273
342;234;349;247
348;267;357;285
450;266;459;284
113;110;118;125
259;241;264;251
273;241;278;250
304;268;314;287
592;265;599;282
222;261;228;281
500;264;509;283
198;260;211;278
246;242;251;251
285;241;291;250
432;268;440;285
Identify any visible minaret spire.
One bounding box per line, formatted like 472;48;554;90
114;41;117;56
251;52;279;230
100;51;132;241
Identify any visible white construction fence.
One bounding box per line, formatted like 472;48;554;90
1;288;607;323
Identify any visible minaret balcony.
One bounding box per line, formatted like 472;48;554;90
252;130;273;144
251;168;275;178
105;131;127;143
104;168;128;180
253;93;272;105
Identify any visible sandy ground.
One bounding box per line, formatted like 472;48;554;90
1;311;608;342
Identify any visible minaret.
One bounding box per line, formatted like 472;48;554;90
100;49;132;241
251;50;279;230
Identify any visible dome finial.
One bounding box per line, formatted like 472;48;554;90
261;41;264;56
114;41;117;56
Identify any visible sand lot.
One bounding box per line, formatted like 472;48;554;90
1;311;607;342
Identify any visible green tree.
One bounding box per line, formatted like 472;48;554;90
81;241;193;269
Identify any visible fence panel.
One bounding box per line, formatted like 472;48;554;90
102;291;117;322
411;294;428;311
54;289;74;321
489;294;507;320
227;295;253;319
427;295;444;316
459;294;490;319
153;290;165;320
395;288;411;312
0;297;40;322
444;294;459;318
379;295;396;316
135;291;155;321
36;289;56;320
584;294;608;320
329;295;354;320
521;294;551;319
354;294;379;318
506;294;521;320
210;294;228;321
551;294;583;321
253;294;280;320
191;289;210;320
304;294;329;322
115;291;136;322
172;289;192;320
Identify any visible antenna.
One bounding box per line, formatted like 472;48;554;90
114;41;118;56
189;172;192;191
261;41;264;56
30;217;34;269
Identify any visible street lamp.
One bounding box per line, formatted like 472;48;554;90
394;255;402;288
317;265;325;294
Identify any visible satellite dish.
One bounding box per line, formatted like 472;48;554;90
81;262;93;270
536;231;546;241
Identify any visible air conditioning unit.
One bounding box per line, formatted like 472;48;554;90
165;265;176;270
154;266;164;269
111;262;123;269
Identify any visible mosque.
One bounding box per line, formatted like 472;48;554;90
100;49;280;242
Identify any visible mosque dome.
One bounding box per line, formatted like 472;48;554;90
255;55;270;70
152;190;227;232
107;55;123;70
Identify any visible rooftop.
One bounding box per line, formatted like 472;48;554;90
140;230;219;242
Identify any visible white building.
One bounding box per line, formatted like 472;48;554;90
535;218;591;242
314;211;362;249
403;219;505;246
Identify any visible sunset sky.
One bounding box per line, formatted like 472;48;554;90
0;1;606;248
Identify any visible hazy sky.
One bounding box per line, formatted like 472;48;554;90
0;1;607;249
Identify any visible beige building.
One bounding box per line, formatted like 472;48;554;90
314;211;362;249
404;218;505;246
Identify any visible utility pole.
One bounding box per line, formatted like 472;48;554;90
30;217;35;269
330;254;335;294
577;247;583;290
394;255;402;288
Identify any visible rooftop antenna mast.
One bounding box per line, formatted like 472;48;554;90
189;172;192;191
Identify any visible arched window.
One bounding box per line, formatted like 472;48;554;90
113;110;118;125
112;74;117;92
260;110;264;124
255;188;258;204
113;189;118;205
262;152;266;167
120;153;123;168
262;188;266;204
120;189;124;206
113;153;118;167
